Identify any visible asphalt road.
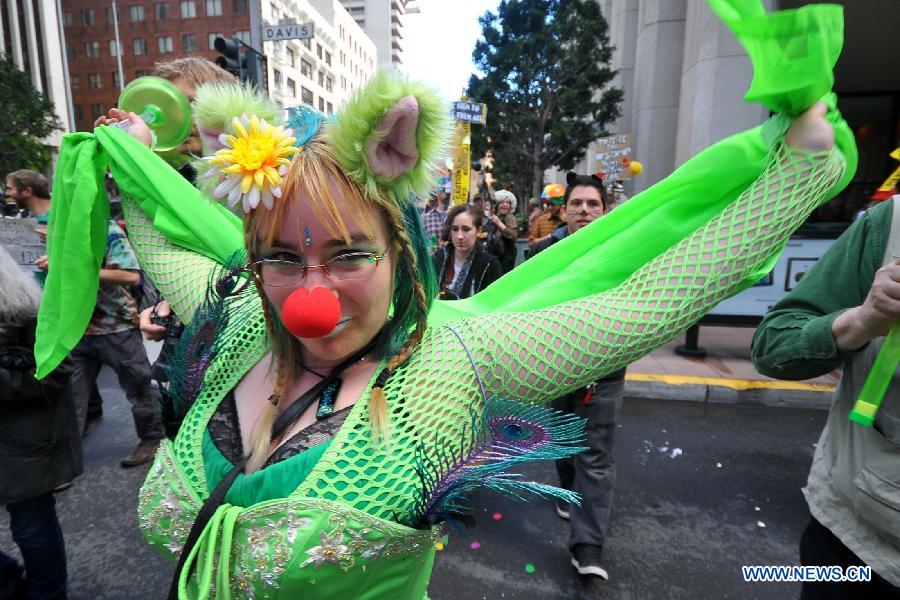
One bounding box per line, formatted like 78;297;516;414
0;367;827;599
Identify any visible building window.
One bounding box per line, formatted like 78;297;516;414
158;36;174;53
180;1;196;18
206;0;222;16
156;3;170;19
133;38;148;56
300;58;312;79
233;0;247;13
88;73;103;89
85;41;100;58
65;43;76;60
316;44;323;59
130;5;145;22
109;40;120;56
234;30;250;44
287;78;296;97
318;97;324;112
325;51;331;66
208;33;223;49
113;71;123;89
182;34;198;52
73;105;84;122
62;12;73;27
71;76;80;90
273;69;282;88
91;104;107;120
135;68;151;77
317;71;324;86
301;87;313;106
325;77;332;92
301;38;310;50
286;47;295;67
326;101;333;114
82;9;96;26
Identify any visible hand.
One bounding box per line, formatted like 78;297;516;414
94;108;153;148
35;254;48;271
139;301;171;342
785;102;834;153
833;260;900;349
490;214;503;228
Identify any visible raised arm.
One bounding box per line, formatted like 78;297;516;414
454;107;846;402
119;194;221;321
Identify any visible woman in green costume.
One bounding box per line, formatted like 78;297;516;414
36;3;856;598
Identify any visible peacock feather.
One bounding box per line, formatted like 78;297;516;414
158;250;256;438
405;396;587;529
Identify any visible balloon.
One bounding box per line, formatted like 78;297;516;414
628;161;644;176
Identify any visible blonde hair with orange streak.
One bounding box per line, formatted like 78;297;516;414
242;134;430;471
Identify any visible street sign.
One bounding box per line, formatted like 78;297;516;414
594;134;631;180
262;22;315;42
452;101;487;125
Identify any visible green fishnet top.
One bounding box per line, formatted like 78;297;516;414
133;142;844;599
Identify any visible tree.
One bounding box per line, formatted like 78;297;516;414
0;55;64;177
467;0;623;201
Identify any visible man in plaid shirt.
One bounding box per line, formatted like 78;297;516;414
422;190;448;253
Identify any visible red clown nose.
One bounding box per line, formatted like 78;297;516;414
281;287;342;338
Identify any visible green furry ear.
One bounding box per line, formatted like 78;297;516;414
328;72;451;203
192;82;280;131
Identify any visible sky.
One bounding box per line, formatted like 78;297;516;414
401;0;502;102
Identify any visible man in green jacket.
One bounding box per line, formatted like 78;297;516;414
752;197;900;598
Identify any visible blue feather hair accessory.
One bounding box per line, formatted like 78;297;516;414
405;395;587;529
285;105;329;147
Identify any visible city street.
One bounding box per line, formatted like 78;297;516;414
1;366;827;599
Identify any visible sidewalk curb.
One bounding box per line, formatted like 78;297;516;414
625;374;835;410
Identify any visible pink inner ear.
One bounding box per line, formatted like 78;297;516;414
366;95;419;179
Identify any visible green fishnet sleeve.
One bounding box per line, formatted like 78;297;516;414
302;144;845;522
120;194;220;322
442;144;844;403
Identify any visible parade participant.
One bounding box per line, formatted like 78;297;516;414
483;189;519;272
433;204;503;299
752;194;900;596
35;2;855;595
0;245;82;599
528;184;565;248
527;172;623;579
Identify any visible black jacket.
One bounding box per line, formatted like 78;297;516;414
0;318;83;505
433;243;503;300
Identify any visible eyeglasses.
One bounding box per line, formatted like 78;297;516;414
248;250;389;287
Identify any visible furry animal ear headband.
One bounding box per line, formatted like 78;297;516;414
565;171;604;187
196;73;450;213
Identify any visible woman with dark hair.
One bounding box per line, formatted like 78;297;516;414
0;245;82;599
433;204;503;300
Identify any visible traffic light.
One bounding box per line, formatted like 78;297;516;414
214;37;241;77
213;37;263;88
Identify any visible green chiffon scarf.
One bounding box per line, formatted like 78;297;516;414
35;0;857;378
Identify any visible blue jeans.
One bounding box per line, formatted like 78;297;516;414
551;378;625;552
0;493;67;600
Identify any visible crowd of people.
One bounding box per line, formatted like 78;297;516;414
1;28;898;599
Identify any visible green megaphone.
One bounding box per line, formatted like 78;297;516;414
116;76;192;152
